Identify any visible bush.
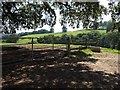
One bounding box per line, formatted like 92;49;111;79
117;40;120;50
53;36;61;44
60;34;68;44
37;35;54;44
87;31;101;41
36;30;120;50
98;32;120;49
5;34;20;43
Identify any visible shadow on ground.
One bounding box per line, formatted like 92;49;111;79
2;46;120;89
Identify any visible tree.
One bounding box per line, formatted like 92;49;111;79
62;25;67;32
50;27;54;33
2;2;56;34
98;21;107;30
81;35;89;48
2;1;108;34
106;20;114;32
52;2;107;29
89;21;100;30
2;2;22;34
108;1;120;32
38;29;49;34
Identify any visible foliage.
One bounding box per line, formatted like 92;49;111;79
19;29;50;36
108;1;120;32
53;2;107;29
36;30;120;50
49;27;54;33
2;1;107;33
37;35;54;44
62;25;67;32
99;32;120;49
4;34;20;43
2;2;56;34
22;30;105;38
106;20;114;32
37;34;69;44
87;31;102;44
37;31;102;46
98;21;108;30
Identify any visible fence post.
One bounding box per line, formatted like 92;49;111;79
52;36;54;50
32;38;33;60
67;36;71;54
85;39;87;48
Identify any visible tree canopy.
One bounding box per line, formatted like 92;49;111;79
2;2;56;34
52;2;107;29
108;1;120;32
2;1;108;34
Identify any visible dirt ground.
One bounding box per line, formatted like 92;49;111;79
1;46;120;88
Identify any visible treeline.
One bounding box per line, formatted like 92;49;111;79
37;31;120;50
18;29;53;36
2;31;120;50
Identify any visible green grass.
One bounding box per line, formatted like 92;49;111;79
69;47;120;57
18;29;106;44
101;48;120;54
1;29;120;54
0;43;16;46
1;42;120;54
81;48;94;55
0;43;67;47
17;38;34;44
68;48;93;57
33;44;66;47
22;29;106;38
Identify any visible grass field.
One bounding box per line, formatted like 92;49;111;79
22;29;106;38
17;29;106;44
1;29;120;54
101;48;120;54
1;29;106;45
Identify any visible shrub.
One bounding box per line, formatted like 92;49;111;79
87;31;101;41
37;35;54;44
117;40;120;50
98;32;119;49
5;34;20;43
36;30;120;50
60;34;68;44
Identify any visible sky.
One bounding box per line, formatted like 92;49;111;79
17;0;111;33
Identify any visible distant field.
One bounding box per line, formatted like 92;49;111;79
22;29;106;38
17;29;106;44
1;29;106;46
1;29;106;45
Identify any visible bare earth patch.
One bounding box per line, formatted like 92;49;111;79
79;52;119;74
1;46;120;88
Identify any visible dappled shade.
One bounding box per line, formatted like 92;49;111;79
2;46;119;88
